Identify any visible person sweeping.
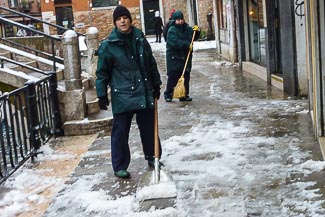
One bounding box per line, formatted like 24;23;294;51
163;10;200;102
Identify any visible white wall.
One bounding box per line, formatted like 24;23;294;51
294;1;308;96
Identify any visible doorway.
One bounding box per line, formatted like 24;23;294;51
142;0;160;35
55;6;74;35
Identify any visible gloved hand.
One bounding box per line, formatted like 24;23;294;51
153;85;161;99
98;96;109;110
189;43;193;52
193;25;200;31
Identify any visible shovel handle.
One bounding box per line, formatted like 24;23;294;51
154;98;159;158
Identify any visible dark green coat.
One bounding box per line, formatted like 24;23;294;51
166;22;199;74
96;26;162;115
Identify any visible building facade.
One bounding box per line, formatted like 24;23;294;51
213;0;237;63
212;0;309;97
39;0;215;41
305;0;325;139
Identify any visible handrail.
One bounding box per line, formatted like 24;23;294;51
0;56;50;75
0;38;64;65
0;6;85;37
0;72;63;184
0;16;62;40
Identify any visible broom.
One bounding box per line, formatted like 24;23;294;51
173;30;197;99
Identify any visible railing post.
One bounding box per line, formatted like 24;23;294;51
25;81;41;154
49;71;64;136
51;39;57;71
86;27;99;87
61;30;86;121
62;30;83;90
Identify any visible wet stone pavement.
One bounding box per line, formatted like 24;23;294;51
44;48;325;216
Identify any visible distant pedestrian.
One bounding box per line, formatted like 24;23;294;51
153;11;163;43
162;9;176;42
16;28;27;37
95;5;162;179
26;24;36;36
164;10;200;102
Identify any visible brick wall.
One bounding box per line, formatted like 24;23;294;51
162;0;214;39
74;7;141;41
197;0;214;36
41;0;214;40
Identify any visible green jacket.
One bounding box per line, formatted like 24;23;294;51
96;26;162;115
166;22;199;74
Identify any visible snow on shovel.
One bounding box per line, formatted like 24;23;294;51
135;99;177;210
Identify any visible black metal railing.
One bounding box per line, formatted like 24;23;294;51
0;55;54;74
0;71;63;184
0;6;84;37
0;6;84;71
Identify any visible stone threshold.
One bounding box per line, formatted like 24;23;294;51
242;61;283;91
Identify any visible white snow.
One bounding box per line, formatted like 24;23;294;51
78;36;88;51
0;44;64;71
87;27;98;35
0;67;40;82
63;30;77;38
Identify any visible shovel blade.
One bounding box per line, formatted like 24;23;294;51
138;197;177;211
136;169;177;211
136;170;176;200
138;169;173;188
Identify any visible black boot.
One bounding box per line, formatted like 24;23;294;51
179;96;192;101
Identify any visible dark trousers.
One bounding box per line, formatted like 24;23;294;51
110;108;162;172
164;69;190;99
156;33;161;42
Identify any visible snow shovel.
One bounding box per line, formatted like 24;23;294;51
173;30;197;99
136;98;177;210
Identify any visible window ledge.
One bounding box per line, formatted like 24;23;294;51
91;6;117;10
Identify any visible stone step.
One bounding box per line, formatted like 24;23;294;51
0;66;43;87
85;87;100;115
63;109;113;136
0;46;111;136
62;85;113;136
0;43;64;73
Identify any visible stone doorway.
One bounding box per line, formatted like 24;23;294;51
142;0;160;35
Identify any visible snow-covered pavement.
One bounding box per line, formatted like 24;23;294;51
1;39;325;217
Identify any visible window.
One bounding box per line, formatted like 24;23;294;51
9;0;18;8
248;0;266;65
92;0;119;8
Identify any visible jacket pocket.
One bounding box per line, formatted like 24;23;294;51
111;82;138;94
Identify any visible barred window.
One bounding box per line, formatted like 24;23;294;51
92;0;119;8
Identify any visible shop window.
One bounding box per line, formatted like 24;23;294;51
92;0;118;8
218;0;228;29
248;0;266;65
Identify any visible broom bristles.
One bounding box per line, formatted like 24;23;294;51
173;76;186;99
